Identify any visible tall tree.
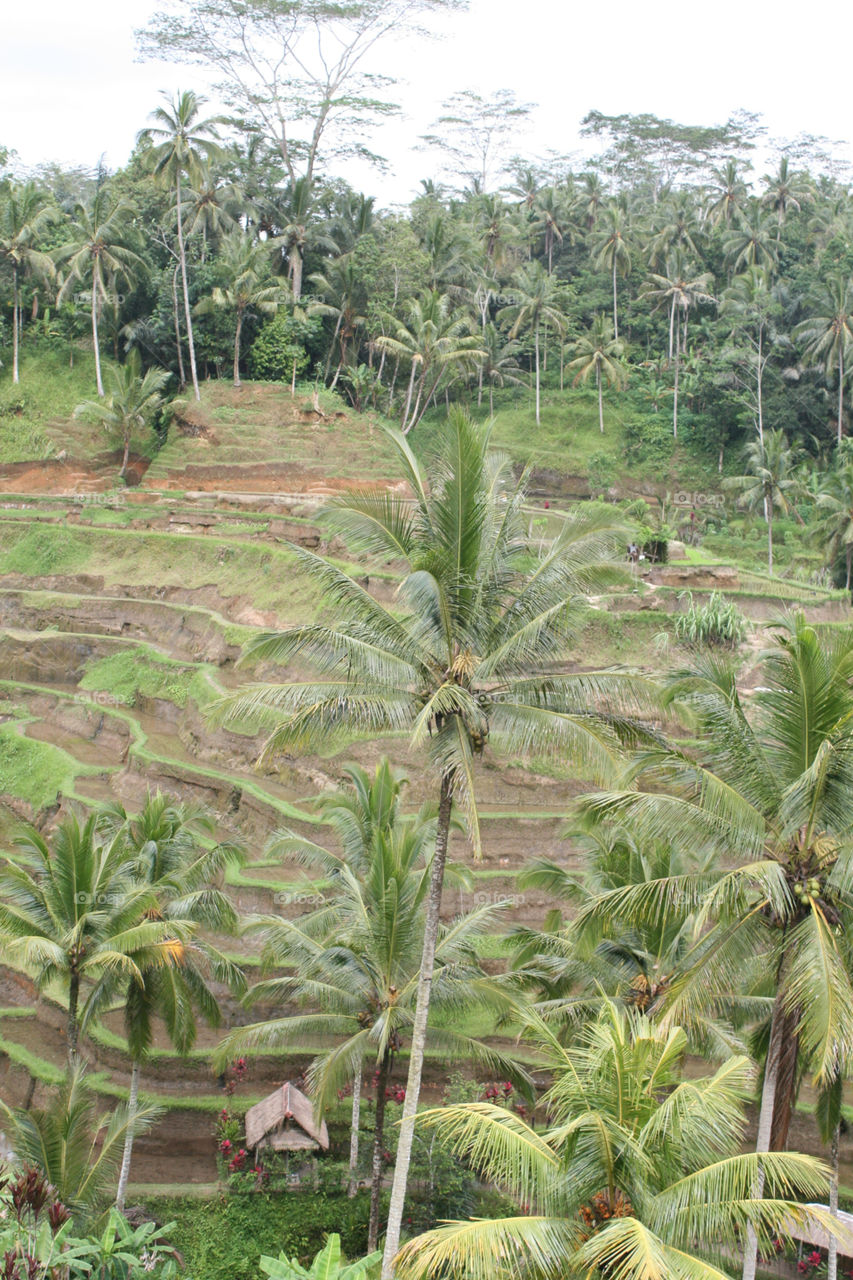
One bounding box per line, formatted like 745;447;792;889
56;187;146;397
795;274;853;445
641;254;715;438
590;204;631;339
195;231;289;385
724;429;799;573
214;410;644;1277
74;350;171;477
394;1002;831;1280
498;263;567;425
566;314;626;434
813;459;853;590
0;181;56;384
576;615;853;1280
138;90;222;400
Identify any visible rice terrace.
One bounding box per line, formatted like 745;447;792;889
4;6;853;1280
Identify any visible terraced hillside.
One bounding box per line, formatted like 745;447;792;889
0;381;849;1191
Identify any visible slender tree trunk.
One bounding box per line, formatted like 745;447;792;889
291;247;303;302
171;266;186;390
233;310;243;388
846;545;851;593
756;327;764;444
115;1059;140;1212
741;991;785;1280
381;776;453;1279
597;364;604;433
120;430;130;480
324;314;343;383
828;1120;840;1280
348;1061;363;1198
12;269;19;384
672;346;679;440
400;362;417;432
769;1005;800;1150
92;272;104;398
768;505;774;575
534;322;541;425
489;384;494;416
838;347;844;445
67;971;80;1064
612;260;619;340
368;1050;392;1252
668;296;675;364
176;171;200;401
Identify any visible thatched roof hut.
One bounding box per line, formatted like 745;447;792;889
780;1205;853;1255
244;1082;329;1154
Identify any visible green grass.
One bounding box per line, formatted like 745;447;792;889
0;348;103;462
79;646;219;711
0;718;103;807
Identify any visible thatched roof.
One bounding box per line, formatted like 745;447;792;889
244;1082;329;1152
780;1205;853;1255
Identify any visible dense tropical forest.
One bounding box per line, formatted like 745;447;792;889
6;5;853;1280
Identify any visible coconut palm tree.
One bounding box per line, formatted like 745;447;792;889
565;315;626;435
376;292;485;433
477;322;525;414
813;460;853;591
0;1065;162;1214
308;254;368;390
213;409;646;1277
575;614;853;1280
74;350;170;478
56;188;146;397
0;812;184;1064
723;429;799;573
721;266;782;447
641;255;715;439
394;1001;832;1280
0;181;56;384
795;275;853;445
195;232;289;386
274;175;338;302
704;160;750;228
761;157;813;245
139;91;223;400
722;209;778;276
84;793;246;1213
216;759;527;1251
498;263;568;425
590;204;631;339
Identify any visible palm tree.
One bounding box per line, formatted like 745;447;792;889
139;91;223;400
274;176;338;302
565;315;626;434
376;292;484;433
308;254;368;390
795;275;853;445
704;160;750;228
88;793;245;1213
645;191;702;272
196;232;289;386
1;1065;162;1214
56;188;146;397
0;181;56;383
498;263;567;425
74;350;170;478
214;409;644;1278
722;209;778;276
590;204;631;339
641;255;715;439
761;157;813;245
477;322;525;414
217;760;526;1251
179;162;239;262
0;812;183;1064
813;460;853;591
394;1001;832;1280
724;429;799;573
721;266;781;447
576;615;853;1280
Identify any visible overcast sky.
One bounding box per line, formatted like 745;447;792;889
3;0;851;203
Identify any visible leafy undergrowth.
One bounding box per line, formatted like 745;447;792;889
0;720;101;807
79;647;217;710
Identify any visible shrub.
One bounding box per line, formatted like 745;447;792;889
670;591;748;649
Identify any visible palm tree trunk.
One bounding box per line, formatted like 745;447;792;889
368;1049;392;1251
828;1120;840;1280
115;1059;140;1212
489;384;494;415
672;347;679;440
12;268;20;384
534;322;541;425
769;1004;800;1150
233;309;243;388
324;314;343;383
175;171;200;402
92;272;104;398
381;775;453;1280
348;1061;363;1198
67;971;80;1064
171;266;186;390
291;247;304;302
668;296;675;364
741;991;785;1280
612;259;619;340
400;362;417;432
768;504;774;575
756;327;764;445
846;545;851;593
597;364;604;433
838;346;845;445
120;430;130;480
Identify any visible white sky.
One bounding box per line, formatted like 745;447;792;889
2;0;852;203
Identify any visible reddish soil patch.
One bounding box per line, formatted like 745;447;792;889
0;454;150;494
